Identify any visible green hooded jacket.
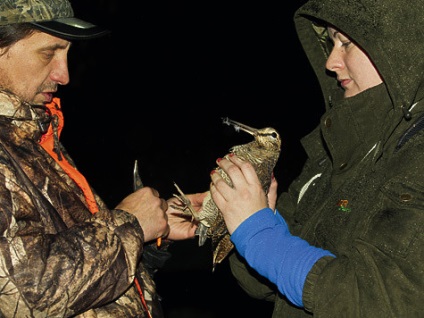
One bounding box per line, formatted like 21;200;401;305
229;0;424;316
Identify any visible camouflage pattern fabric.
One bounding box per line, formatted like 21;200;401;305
0;0;74;25
0;90;161;317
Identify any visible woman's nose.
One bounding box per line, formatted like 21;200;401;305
325;48;343;72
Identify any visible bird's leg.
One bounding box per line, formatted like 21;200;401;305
171;183;204;223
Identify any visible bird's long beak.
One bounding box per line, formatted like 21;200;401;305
222;117;258;136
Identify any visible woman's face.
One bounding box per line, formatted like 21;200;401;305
326;27;383;98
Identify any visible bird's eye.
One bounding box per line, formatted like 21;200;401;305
271;132;278;138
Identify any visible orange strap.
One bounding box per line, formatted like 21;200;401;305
39;98;99;214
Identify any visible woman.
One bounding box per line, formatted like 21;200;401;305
210;0;424;316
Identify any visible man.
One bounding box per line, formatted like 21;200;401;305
0;0;205;316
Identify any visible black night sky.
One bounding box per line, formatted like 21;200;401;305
58;1;323;316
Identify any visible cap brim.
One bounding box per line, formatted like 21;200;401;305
31;17;110;40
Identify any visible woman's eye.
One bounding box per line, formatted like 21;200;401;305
341;41;352;47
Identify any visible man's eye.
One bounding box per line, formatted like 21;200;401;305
341;41;352;47
41;51;55;60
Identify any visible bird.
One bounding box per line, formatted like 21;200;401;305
173;117;281;271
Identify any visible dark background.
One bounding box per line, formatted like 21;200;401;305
59;0;323;316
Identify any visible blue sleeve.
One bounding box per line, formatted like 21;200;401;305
231;208;335;307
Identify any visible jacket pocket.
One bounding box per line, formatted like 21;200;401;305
365;179;424;258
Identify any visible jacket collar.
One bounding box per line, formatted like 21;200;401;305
0;90;52;141
320;84;393;170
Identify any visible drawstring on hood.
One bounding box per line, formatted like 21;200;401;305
51;113;62;160
401;105;412;121
30;104;53;135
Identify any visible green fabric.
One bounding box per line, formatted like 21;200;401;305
295;0;424;112
229;0;424;316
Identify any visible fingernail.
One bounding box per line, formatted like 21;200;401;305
210;169;216;175
229;153;235;157
216;158;222;163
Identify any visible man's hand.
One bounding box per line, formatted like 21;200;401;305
165;191;208;240
115;187;169;243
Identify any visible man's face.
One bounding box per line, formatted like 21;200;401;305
0;30;71;105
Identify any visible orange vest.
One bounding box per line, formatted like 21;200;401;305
39;98;99;214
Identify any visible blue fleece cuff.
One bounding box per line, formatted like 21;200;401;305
231;208;335;307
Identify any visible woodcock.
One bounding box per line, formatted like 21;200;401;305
173;117;281;271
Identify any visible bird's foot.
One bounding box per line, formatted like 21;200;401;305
171;182;202;223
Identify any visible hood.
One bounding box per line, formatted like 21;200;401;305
294;0;424;119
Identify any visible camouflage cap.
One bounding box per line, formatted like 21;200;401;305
0;0;109;40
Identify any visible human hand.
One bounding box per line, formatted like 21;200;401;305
210;154;268;234
115;187;169;243
267;173;278;211
165;191;208;240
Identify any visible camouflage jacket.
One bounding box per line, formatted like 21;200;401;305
0;91;159;317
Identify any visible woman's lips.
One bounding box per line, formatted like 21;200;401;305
340;79;351;88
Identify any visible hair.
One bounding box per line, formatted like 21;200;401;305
0;23;37;56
